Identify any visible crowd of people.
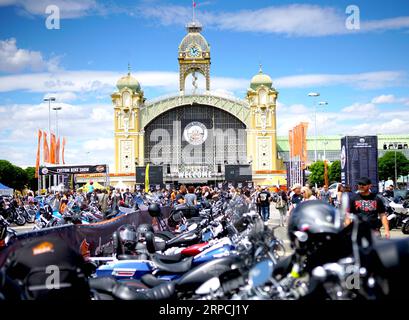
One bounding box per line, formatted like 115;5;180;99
6;176;394;238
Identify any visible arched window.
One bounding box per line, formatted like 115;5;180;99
259;90;268;105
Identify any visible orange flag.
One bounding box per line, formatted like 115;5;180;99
35;130;42;178
43;131;50;163
62;137;66;164
56;137;60;164
50;133;56;164
288;129;293;160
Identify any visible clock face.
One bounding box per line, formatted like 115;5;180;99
188;45;200;58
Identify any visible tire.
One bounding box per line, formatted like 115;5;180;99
388;219;397;230
402;222;409;234
15;214;26;226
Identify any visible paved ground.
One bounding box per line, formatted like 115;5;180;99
266;204;409;253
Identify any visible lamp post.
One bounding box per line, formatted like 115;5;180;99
43;97;56;137
43;96;56;191
308;92;320;162
52;106;62;137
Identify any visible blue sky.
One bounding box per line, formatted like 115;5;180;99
0;0;408;168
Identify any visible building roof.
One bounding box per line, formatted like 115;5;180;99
179;22;210;53
276;134;409;151
116;71;141;93
250;66;273;90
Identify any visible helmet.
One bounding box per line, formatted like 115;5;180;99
288;200;345;270
1;236;90;300
117;224;138;253
136;223;154;241
148;203;161;218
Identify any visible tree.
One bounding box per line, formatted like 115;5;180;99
328;160;341;183
25;167;37;191
0;159;29;191
307;160;325;187
378;151;409;183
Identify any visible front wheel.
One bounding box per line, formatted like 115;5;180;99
15;214;26;226
402;221;409;234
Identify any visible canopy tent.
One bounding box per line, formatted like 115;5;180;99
77;181;106;192
113;181;128;191
0;182;13;196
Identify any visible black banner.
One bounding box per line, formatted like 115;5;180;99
0;206;173;264
39;164;108;176
341;136;379;193
225;165;252;182
135;166;163;185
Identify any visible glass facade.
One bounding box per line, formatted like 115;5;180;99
144;105;247;176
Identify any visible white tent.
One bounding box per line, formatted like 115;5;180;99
113;181;128;191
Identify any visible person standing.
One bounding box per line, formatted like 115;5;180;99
288;184;303;216
273;187;288;227
252;185;262;216
346;177;390;239
257;186;272;222
184;185;198;207
319;185;331;204
301;186;317;201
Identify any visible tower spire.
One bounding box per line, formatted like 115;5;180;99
127;62;131;75
259;63;263;74
192;1;196;23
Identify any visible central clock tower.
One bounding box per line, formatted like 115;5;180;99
178;21;211;93
112;67;145;174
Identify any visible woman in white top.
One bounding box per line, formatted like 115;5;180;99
301;186;317;201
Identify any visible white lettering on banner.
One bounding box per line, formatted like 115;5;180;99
176;169;214;179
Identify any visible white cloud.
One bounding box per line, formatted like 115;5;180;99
372;94;397;104
0;70;406;96
0;0;102;19
0;38;60;73
342;102;377;113
44;92;77;102
371;94;409;106
137;4;409;37
363;16;409;32
275;71;406;89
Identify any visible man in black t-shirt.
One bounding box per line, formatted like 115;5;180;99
257;186;272;222
347;177;390;238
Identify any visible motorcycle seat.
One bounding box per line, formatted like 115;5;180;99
140;273;170;288
152;255;193;273
154;252;183;262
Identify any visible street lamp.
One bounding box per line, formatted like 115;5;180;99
308;92;320;162
43;96;56;136
52;106;62;137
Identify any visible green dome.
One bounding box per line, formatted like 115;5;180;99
116;72;141;92
250;67;273;90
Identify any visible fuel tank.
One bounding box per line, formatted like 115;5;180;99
176;255;240;291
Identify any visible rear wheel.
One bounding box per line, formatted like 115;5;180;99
402;221;409;234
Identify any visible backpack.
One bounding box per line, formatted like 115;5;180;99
275;195;286;209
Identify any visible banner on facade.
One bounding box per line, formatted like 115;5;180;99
341;136;378;193
39;164;108;176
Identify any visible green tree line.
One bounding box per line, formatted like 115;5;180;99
0;160;37;191
307;151;409;187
